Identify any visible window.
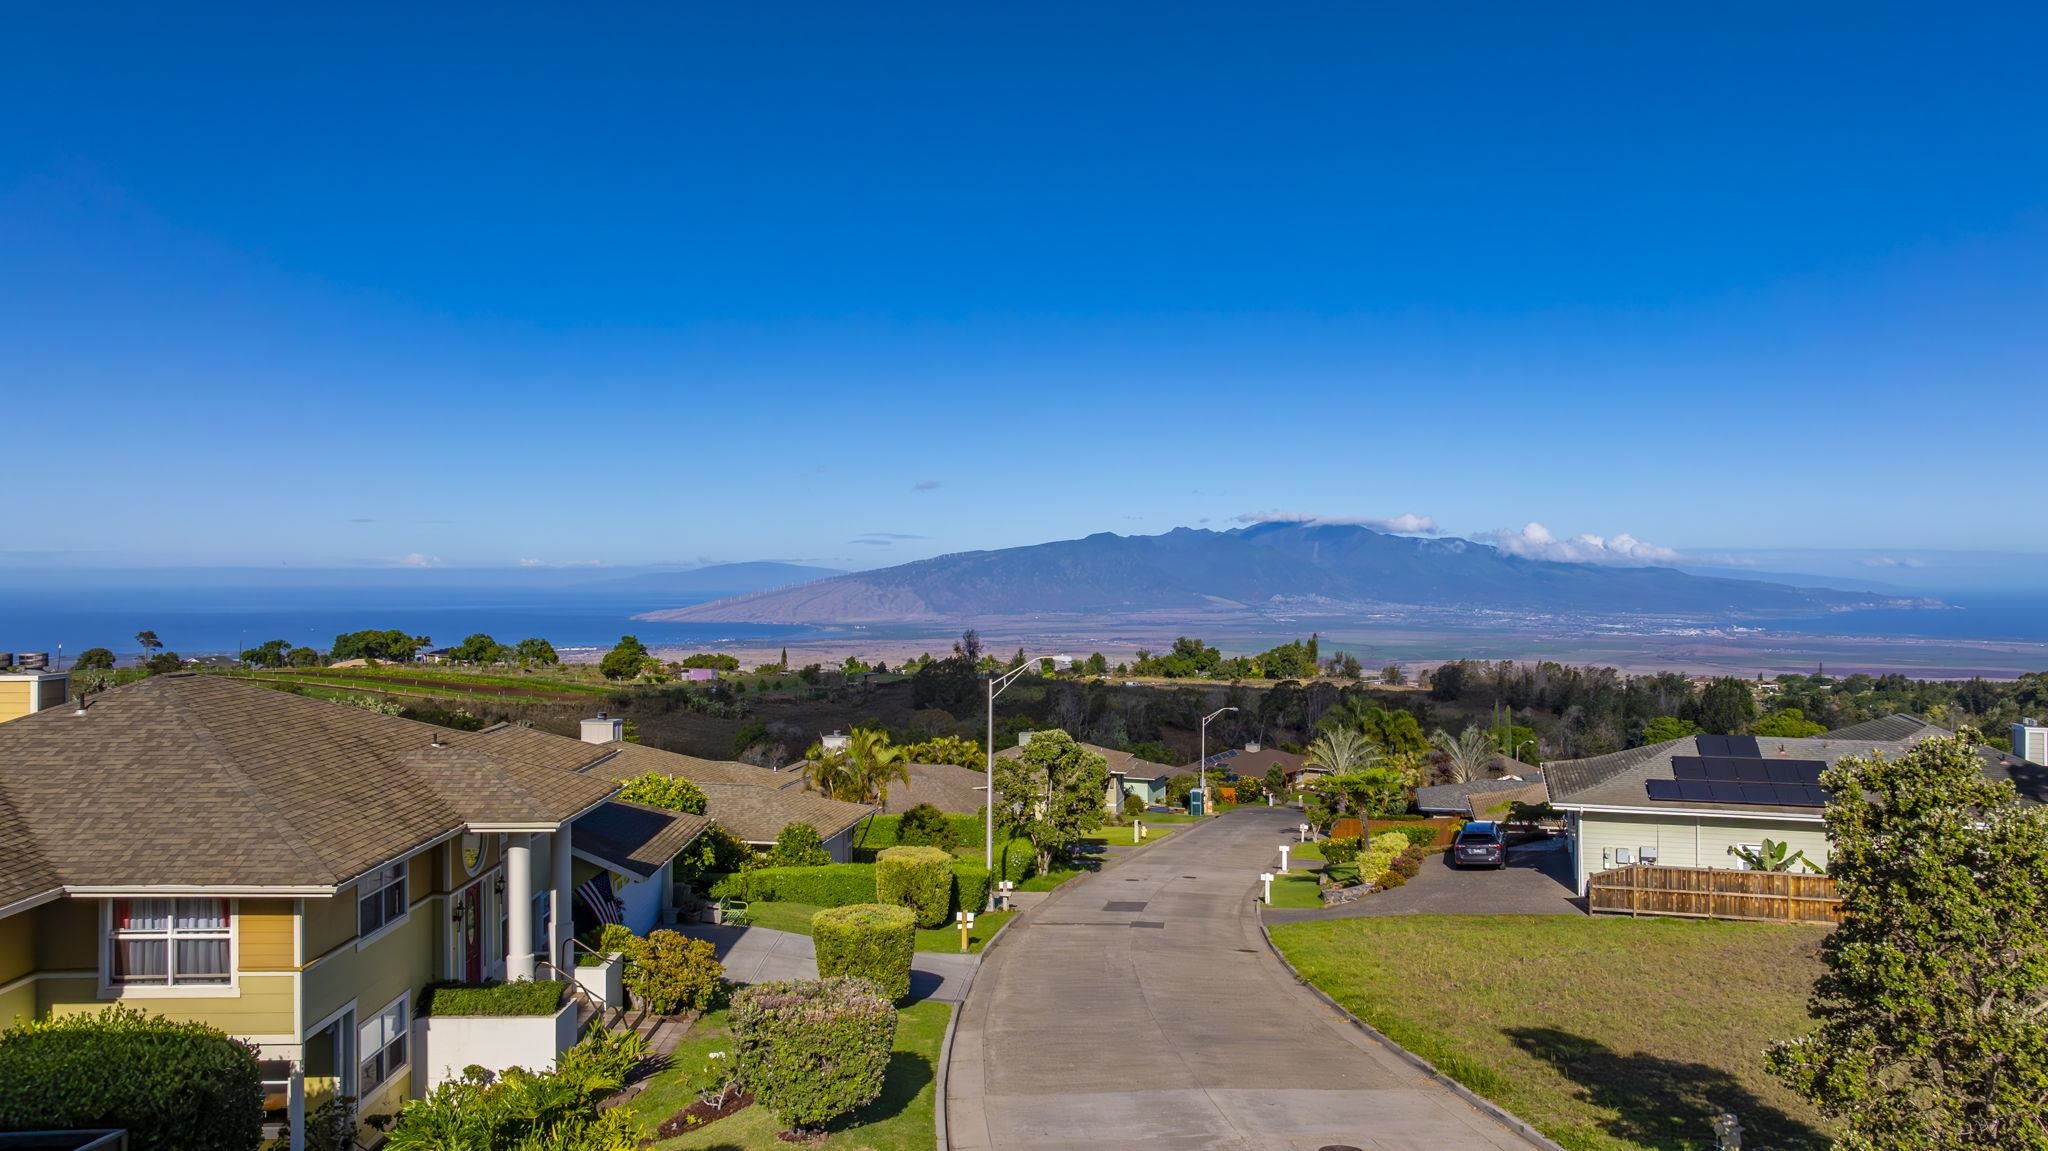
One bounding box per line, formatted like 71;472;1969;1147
1734;844;1762;871
358;996;409;1096
358;862;407;937
108;899;231;987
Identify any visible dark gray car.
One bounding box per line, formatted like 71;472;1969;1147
1452;821;1507;869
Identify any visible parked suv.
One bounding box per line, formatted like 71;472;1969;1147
1452;821;1508;869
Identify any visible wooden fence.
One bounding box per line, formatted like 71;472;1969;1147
1587;864;1843;925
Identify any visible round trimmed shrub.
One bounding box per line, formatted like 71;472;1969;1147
951;861;992;914
896;802;959;848
876;845;954;926
625;930;725;1014
0;1006;264;1151
811;903;915;1002
731;977;898;1136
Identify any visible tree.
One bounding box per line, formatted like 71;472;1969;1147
1379;664;1406;685
330;629;430;662
1753;707;1828;738
844;728;909;805
1265;764;1287;796
134;631;161;659
1303;727;1377;777
680;652;740;671
769;823;832;868
1640;715;1702;745
512;637;558;665
1696;676;1758;735
72;647;116;671
802;745;859;802
1767;734;2048;1148
1430;725;1496;784
1731;838;1818;873
447;633;510;664
993;730;1108;875
599;635;650;680
955;630;982;662
1084;652;1109;676
237;639;291;668
616;772;708;815
287;646;322;668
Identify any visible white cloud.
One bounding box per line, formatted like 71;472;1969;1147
387;552;441;568
1859;555;1927;568
1232;510;1442;535
1478;523;1680;566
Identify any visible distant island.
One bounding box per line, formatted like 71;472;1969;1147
638;521;1929;627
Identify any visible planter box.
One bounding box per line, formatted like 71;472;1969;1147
574;952;626;1010
413;999;578;1093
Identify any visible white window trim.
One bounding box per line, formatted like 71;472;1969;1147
355;863;411;951
303;1000;359;1100
98;898;240;999
357;991;411;1102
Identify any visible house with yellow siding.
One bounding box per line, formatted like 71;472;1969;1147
1546;715;1953;894
0;674;708;1148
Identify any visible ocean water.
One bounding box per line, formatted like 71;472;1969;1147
0;586;815;659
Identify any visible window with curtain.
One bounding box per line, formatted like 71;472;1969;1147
358;861;408;936
358;995;409;1095
108;899;232;986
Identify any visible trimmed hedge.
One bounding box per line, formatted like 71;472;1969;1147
418;979;565;1017
1375;823;1441;852
0;1006;264;1151
811;904;916;1002
731;977;897;1134
876;846;954;927
712;863;878;906
992;837;1036;883
951;862;992;913
626;930;724;1014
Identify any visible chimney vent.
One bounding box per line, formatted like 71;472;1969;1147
580;714;625;745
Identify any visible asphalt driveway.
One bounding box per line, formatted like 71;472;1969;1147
1262;836;1583;924
945;807;1544;1150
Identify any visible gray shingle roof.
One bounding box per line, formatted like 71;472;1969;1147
1414;771;1547;814
571;801;711;880
568;739;874;844
0;674;619;901
879;762;989;814
1544;714;1949;815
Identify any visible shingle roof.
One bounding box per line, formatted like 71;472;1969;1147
1977;746;2048;806
0;674;619;898
571;801;711;880
1178;747;1307;781
880;762;989;814
694;781;875;844
1545;715;1949;815
1414;771;1548;814
997;735;1161;779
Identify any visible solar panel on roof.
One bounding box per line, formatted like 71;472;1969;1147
1645;779;1683;801
1707;780;1745;803
1733;760;1769;782
1740;783;1779;804
1680;779;1714;802
1672;758;1706;780
1726;736;1762;758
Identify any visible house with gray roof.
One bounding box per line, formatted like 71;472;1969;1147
1415;770;1547;817
0;673;711;1147
1546;715;1955;895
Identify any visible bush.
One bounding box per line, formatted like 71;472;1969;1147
896;803;960;848
418;979;565;1017
615;771;709;815
1375;823;1441;852
811;904;916;1001
1321;836;1362;866
1390;850;1424;879
1121;790;1146;818
712;862;878;906
992;836;1037;883
626;930;724;1014
1359;831;1411;888
876;845;955;927
0;1006;264;1151
731;977;897;1135
384;1028;646;1150
952;862;992;913
769;822;832;867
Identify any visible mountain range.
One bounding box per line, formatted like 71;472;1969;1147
637;522;1918;626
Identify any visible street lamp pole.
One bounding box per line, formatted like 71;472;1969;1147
985;658;1050;872
1199;706;1237;817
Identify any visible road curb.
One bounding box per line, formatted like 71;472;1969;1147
1256;917;1567;1151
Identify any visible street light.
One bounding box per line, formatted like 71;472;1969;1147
1198;706;1237;817
985;657;1052;873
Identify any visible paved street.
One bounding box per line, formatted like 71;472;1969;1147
672;922;979;1004
945;807;1542;1151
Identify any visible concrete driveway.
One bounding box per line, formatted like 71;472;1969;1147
1263;836;1583;924
671;922;978;1004
945;807;1543;1150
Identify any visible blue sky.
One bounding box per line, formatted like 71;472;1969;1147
4;2;2044;577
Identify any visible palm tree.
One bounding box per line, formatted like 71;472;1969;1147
845;727;910;805
802;745;858;801
1430;725;1496;784
1304;727;1377;776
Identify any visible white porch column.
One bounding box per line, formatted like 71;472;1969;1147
550;821;574;969
506;833;535;981
659;862;675;923
287;1062;306;1151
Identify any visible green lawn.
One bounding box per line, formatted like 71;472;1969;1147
1267;916;1831;1151
615;999;949;1150
1266;872;1324;909
738;901;1016;954
1080;824;1177;850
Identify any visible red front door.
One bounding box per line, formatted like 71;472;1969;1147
459;883;484;982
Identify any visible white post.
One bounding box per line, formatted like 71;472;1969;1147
1133;820;1142;844
1299;823;1308;843
550;822;573;969
506;833;535;981
1260;872;1274;904
984;680;995;874
287;1062;306;1151
1279;845;1291;874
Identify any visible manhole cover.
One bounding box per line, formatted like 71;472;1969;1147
1103;901;1147;912
1131;921;1166;929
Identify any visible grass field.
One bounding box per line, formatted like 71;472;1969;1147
739;901;1016;954
615;999;948;1150
1266;872;1324;908
234;665;613;701
1267;916;1831;1151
